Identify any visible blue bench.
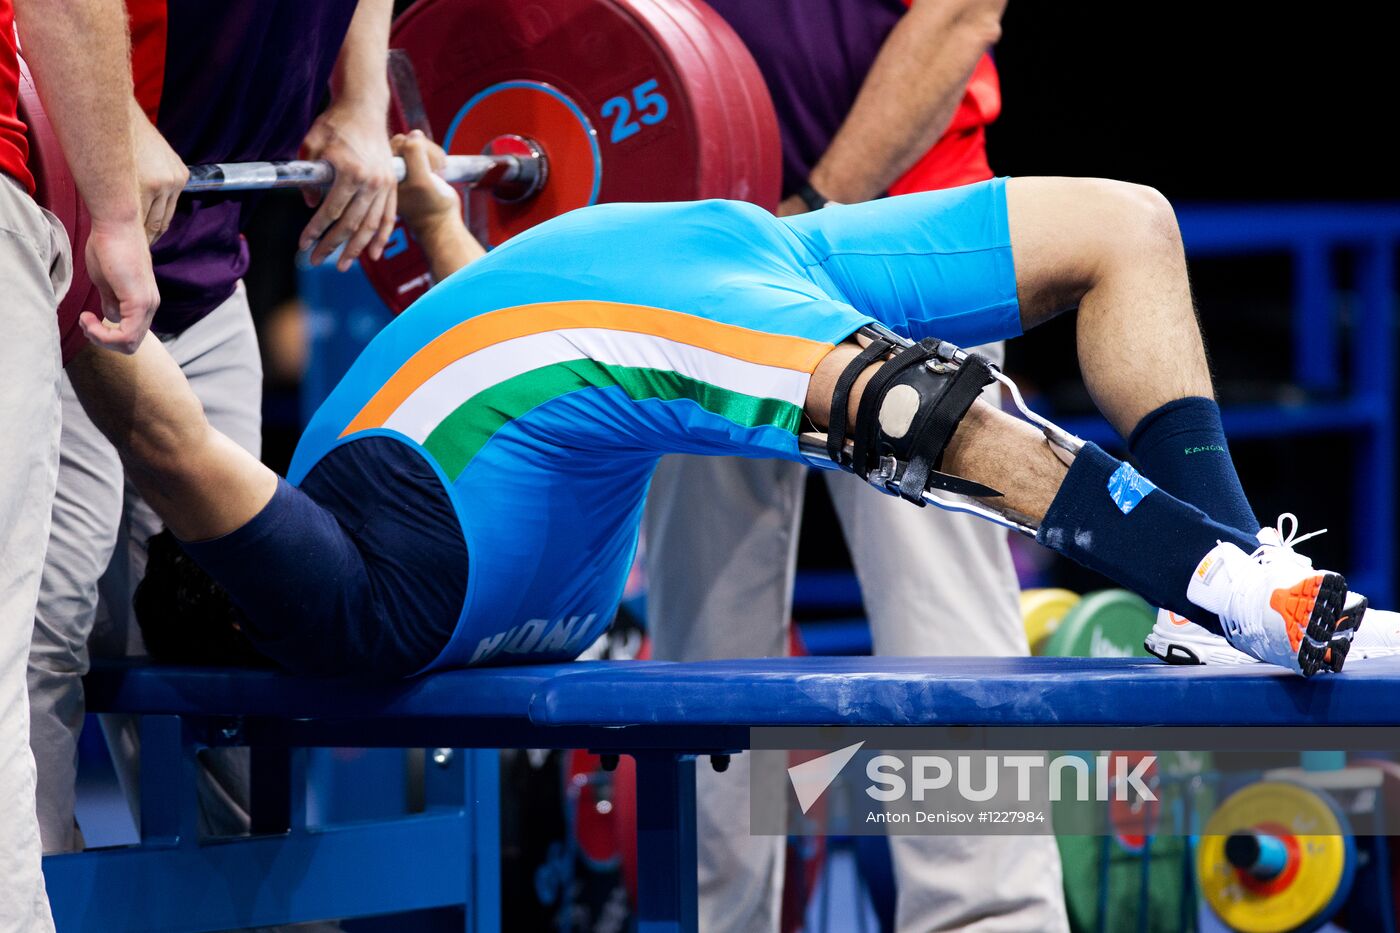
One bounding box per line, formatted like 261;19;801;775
42;656;1400;932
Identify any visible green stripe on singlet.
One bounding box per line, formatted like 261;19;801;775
422;359;803;479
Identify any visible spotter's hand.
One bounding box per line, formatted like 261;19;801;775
298;102;398;272
132;113;188;246
79;219;161;354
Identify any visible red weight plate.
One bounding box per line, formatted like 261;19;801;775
565;749;623;867
621;0;780;209
17;57;95;365
451;82;601;246
1107;750;1161;853
363;0;780;314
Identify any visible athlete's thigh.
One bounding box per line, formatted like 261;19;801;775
1004;175;1175;326
781;178;1021;348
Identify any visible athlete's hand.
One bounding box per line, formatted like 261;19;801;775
80;218;161;354
132;109;188;246
299;101;398;272
392;130;461;241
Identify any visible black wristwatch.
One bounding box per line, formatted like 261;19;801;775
796;182;835;212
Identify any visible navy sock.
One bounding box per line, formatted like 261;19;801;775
1127;397;1260;535
1037;443;1258;634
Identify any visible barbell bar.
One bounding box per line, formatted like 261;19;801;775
184;138;547;201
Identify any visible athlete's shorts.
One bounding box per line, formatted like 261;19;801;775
187;178;1021;676
183;436;467;677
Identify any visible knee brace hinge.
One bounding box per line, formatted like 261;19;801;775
828;337;1001;505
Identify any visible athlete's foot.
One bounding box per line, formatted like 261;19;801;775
1144;609;1258;665
1349;608;1400;660
1186;541;1363;676
1144;596;1367;669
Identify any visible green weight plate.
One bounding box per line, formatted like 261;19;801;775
1043;589;1156;659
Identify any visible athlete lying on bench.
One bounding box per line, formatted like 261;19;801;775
71;132;1380;679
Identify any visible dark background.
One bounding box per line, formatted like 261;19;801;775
991;4;1398;202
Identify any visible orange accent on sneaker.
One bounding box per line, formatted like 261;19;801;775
1269;575;1324;652
1168;612;1192;627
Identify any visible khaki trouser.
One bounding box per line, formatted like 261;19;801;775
0;172;71;933
28;286;262;855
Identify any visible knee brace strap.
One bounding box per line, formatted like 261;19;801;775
828;337;999;504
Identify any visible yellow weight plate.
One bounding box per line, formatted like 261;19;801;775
1197;781;1353;933
1020;588;1079;656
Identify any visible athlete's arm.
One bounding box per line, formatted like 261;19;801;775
783;0;1005;213
394;131;484;281
16;0;160;353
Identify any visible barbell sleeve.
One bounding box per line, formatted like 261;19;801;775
183;153;535;193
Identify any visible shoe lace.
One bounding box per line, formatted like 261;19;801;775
1249;512;1326;567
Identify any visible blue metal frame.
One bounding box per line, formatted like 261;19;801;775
45;711;500;933
43;658;1400;932
633;753;699;933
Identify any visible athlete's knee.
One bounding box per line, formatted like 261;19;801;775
1084;179;1183;269
1009;177;1184;315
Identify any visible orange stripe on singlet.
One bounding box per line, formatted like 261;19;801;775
341;300;835;436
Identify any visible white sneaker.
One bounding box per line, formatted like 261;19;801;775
1144;609;1258;665
1186;539;1361;676
1350;609;1400;660
1147;515;1366;672
1250;514;1366;670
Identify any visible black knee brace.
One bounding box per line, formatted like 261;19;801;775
825;336;1001;504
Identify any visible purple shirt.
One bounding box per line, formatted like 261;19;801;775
135;0;357;333
701;0;906;196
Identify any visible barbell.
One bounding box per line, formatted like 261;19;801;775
20;0;781;364
182;147;546;200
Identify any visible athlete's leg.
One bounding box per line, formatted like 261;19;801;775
803;341;1356;676
1005;177;1259;534
790;178;1259;537
1006;177;1207;433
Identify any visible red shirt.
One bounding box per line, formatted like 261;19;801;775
889;52;1000;194
0;3;35;193
702;0;999;199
